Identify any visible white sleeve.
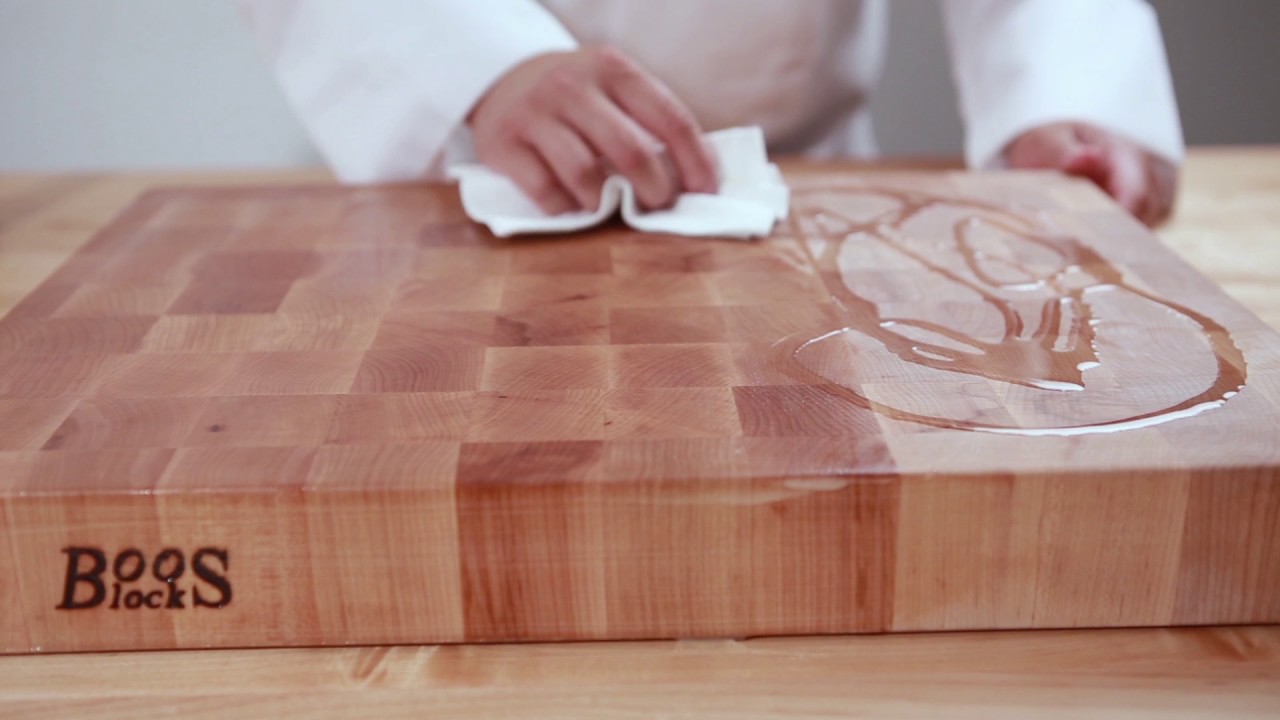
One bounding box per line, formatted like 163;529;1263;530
234;0;578;183
940;0;1184;169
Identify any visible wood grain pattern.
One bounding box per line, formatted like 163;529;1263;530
1;167;1279;653
1;627;1277;719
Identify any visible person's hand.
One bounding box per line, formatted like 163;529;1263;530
467;46;718;215
1003;122;1178;226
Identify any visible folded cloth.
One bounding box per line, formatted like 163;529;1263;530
447;126;789;239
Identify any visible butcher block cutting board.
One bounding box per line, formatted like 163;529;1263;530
1;170;1277;653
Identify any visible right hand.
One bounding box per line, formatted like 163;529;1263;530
467;46;719;214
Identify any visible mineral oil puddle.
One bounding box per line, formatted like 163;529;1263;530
781;186;1247;436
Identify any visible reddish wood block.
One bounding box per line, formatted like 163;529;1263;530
43;397;208;450
5;491;177;651
142;313;378;353
2;280;80;320
304;444;466;644
597;474;899;638
1174;468;1280;625
53;283;186;318
2;448;176;494
467;389;606;443
92;229;229;285
707;238;811;273
707;270;830;306
167;250;320;314
308;443;460;490
161;446;315;491
729;342;811;386
215;351;361;396
499;273;612;309
413;248;512;278
93;353;239;397
610;272;715;307
391;275;504;311
481;346;610;391
0;503;28;652
508;239;612;274
371;310;498;349
602;437;750;480
224;197;345;250
352;346;484;393
303;248;418;287
456;440;606;640
330;188;459;246
457;440;603;486
608;343;737;388
0;316;158;356
610;235;716;274
609;306;730;344
186;395;341;447
603;387;741;440
733;384;882;437
0;353;116;398
722;302;842;344
275;277;397;321
324;392;474;444
740;436;896;477
145;191;261;231
495;302;611;346
416;220;499;248
0;398;78;450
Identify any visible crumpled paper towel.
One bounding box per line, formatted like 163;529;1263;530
447;126;789;238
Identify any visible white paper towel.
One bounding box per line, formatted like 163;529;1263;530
447;126;789;239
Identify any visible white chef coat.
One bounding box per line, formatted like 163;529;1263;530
235;0;1183;184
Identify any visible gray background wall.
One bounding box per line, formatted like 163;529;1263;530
1;0;1277;171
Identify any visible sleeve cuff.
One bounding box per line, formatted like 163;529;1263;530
242;1;578;183
942;0;1184;170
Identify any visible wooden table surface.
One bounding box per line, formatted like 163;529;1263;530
1;147;1278;718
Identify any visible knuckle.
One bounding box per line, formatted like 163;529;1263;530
660;108;699;143
540;65;589;100
616;141;652;173
525;175;561;204
591;45;635;78
495;111;534;142
568;160;600;191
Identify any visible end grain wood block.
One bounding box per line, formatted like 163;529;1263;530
1;173;1278;652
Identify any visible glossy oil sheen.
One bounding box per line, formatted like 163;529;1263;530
784;185;1247;435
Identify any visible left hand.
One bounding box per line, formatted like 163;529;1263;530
1003;122;1178;226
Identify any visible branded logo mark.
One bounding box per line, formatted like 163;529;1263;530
56;547;232;611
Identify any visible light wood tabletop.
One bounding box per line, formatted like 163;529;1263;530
1;147;1278;718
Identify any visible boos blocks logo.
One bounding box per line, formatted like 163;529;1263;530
55;547;232;611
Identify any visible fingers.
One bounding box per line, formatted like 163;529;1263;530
1142;155;1178;226
1101;143;1148;220
487;142;577;215
562;89;678;209
1006;122;1115;194
526;122;608;211
1004;123;1082;169
1090;143;1179;227
600;50;718;195
468;46;716;215
1061;149;1111;189
1005;122;1180;227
